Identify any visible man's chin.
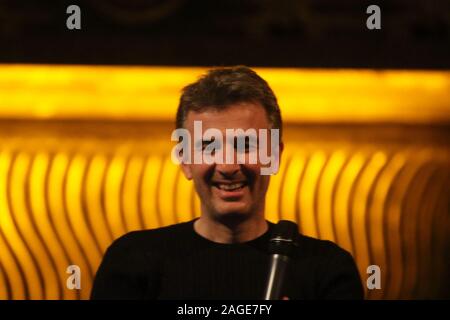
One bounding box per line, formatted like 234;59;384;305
212;208;251;225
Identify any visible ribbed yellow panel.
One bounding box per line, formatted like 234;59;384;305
0;66;449;300
317;150;347;242
141;155;163;230
85;154;112;254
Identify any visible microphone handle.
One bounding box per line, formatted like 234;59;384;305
263;254;289;300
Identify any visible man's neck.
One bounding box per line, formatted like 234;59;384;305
194;214;268;244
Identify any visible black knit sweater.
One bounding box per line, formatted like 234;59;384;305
91;219;364;299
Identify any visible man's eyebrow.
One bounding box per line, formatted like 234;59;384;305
194;138;216;148
231;135;259;142
194;137;215;142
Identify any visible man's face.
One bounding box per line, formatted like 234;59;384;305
180;102;283;221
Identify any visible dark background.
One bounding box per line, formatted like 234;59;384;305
0;0;449;69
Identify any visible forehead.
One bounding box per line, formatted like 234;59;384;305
184;102;270;130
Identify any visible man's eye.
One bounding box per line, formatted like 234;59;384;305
235;138;257;153
194;141;206;151
244;143;257;152
200;139;221;150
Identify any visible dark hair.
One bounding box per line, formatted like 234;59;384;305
176;66;282;138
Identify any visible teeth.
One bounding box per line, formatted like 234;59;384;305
217;183;245;191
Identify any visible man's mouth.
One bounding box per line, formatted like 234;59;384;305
212;181;248;192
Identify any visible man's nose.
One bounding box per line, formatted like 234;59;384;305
215;162;240;179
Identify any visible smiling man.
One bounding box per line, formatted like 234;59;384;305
91;66;364;300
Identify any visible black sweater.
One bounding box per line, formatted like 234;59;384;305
91;219;364;299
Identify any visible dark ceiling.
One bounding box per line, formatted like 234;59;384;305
0;0;449;68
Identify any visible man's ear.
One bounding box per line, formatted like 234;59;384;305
272;141;284;175
180;163;193;180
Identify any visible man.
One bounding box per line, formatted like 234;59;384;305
91;66;364;299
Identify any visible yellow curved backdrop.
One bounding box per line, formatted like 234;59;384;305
0;65;449;299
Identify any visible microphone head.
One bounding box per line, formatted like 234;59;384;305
268;220;299;256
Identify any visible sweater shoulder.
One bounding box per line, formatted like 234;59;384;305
295;234;353;260
107;220;195;253
295;235;363;299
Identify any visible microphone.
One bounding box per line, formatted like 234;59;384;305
263;220;299;300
